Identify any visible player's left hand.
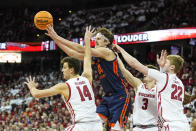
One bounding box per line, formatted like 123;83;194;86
84;25;96;40
24;76;39;90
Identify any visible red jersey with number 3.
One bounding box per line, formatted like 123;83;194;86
62;76;100;123
148;69;188;123
133;83;158;125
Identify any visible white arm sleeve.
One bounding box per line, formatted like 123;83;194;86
148;69;168;92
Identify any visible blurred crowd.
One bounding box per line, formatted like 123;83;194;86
2;0;196;42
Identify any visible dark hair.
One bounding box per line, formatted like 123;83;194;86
61;57;81;75
96;27;114;46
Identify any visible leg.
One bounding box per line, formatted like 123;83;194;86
109;93;132;131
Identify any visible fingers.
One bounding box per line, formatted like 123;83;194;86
86;26;88;31
33;77;35;82
86;25;96;32
91;28;96;33
45;33;49;36
164;50;167;56
156;54;161;64
26;77;30;82
89;25;91;31
30;76;32;81
161;50;164;58
156;54;159;60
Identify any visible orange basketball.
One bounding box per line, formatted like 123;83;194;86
34;11;53;30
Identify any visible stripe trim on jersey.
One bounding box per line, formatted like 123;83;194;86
158;73;169;93
67;102;76;124
67;102;75;131
158;93;166;124
66;82;71;102
120;79;130;128
113;60;119;77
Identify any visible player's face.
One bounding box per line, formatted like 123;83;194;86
95;35;109;48
61;63;71;80
164;59;171;72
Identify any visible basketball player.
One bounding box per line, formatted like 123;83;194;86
25;27;103;131
117;55;159;131
157;50;196;106
113;44;190;131
46;25;131;131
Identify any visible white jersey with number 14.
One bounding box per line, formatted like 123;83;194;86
62;76;101;123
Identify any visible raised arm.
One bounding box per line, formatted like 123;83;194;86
24;76;69;99
117;56;142;92
81;26;95;84
56;41;84;60
113;44;167;91
46;25;84;53
114;44;148;76
46;25;113;60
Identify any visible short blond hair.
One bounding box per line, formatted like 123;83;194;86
167;55;184;73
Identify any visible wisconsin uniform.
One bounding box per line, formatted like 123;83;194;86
62;76;102;131
133;83;158;131
148;69;190;131
93;55;131;130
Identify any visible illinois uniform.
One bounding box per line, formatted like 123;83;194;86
93;54;131;130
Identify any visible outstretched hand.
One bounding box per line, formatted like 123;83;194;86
112;38;121;53
84;25;96;40
45;25;59;40
24;76;39;90
157;50;167;68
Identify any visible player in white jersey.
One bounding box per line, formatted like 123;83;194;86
25;26;103;131
113;44;190;131
117;56;159;131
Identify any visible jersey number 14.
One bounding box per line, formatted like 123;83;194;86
76;85;92;101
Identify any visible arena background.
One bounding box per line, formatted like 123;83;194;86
0;0;196;130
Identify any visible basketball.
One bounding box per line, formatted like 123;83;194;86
34;11;53;30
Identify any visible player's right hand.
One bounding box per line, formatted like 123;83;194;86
45;25;59;40
157;50;167;68
112;38;121;53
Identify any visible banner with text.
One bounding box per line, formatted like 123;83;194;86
116;27;196;44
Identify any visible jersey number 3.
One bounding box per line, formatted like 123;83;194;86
171;84;183;101
142;98;148;110
76;85;92;101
